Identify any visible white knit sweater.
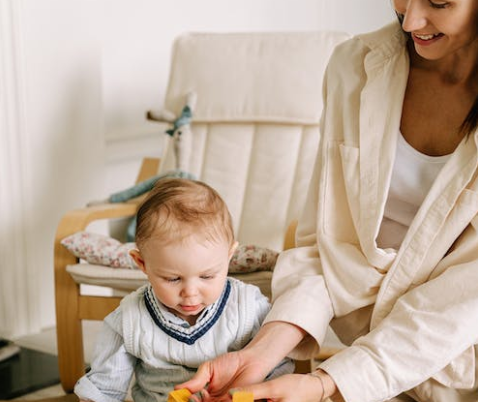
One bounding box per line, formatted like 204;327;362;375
75;278;294;402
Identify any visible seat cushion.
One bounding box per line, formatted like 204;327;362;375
67;264;272;299
66;264;147;291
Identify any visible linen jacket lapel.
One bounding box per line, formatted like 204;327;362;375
336;24;478;390
357;29;409;267
372;132;478;327
351;26;478;329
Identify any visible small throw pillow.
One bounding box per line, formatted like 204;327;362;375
61;231;279;273
61;231;138;269
228;244;278;274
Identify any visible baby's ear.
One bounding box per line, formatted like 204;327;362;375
129;249;147;273
228;241;239;260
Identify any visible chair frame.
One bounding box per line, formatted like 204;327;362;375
54;158;160;392
54;157;340;392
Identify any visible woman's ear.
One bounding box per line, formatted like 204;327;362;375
228;241;239;260
129;249;147;274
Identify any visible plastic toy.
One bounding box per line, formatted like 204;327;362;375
168;388;192;402
232;391;254;402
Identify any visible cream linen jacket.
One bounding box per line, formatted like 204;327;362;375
265;22;478;402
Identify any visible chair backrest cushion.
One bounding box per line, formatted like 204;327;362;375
158;31;350;250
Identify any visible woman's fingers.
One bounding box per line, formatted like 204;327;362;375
234;374;325;402
176;362;213;393
237;381;278;401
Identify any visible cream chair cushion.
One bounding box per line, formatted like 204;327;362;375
67;264;274;298
66;31;350;297
160;31;350;250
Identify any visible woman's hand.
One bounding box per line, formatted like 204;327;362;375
244;373;323;402
177;322;307;397
238;370;340;402
177;349;271;397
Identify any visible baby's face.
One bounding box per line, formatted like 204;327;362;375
132;233;236;325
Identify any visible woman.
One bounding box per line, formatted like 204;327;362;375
180;1;478;401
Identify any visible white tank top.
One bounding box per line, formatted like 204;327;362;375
377;132;451;250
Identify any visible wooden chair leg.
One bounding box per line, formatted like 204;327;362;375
54;243;86;392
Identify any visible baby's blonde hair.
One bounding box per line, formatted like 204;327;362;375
135;178;234;250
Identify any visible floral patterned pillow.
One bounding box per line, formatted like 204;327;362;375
229;244;278;273
61;231;279;273
61;232;139;269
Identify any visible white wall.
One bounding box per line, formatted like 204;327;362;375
319;0;396;34
0;0;395;338
1;0;104;338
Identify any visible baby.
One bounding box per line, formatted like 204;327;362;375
74;178;293;402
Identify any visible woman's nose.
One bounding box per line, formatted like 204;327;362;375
399;0;428;32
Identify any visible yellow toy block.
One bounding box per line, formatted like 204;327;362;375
232;391;254;402
168;388;192;402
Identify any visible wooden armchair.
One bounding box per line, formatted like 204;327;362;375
54;30;349;392
54;157;283;390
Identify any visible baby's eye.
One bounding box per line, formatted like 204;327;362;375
200;275;214;280
429;0;449;9
165;277;181;283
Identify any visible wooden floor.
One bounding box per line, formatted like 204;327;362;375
6;391;77;402
10;385;70;402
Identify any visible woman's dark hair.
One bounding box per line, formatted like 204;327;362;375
396;13;478;137
462;97;478;137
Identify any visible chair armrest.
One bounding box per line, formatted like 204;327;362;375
55;157;161;271
136;157;160;183
54;202;138;271
56;202;138;239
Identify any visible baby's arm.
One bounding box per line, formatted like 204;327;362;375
74;309;136;402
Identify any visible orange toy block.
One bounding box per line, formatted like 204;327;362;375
168;388;192;402
232;391;254;402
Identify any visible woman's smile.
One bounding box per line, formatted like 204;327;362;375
412;32;444;45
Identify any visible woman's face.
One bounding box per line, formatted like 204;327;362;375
394;0;478;61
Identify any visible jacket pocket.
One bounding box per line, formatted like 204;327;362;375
321;141;359;244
